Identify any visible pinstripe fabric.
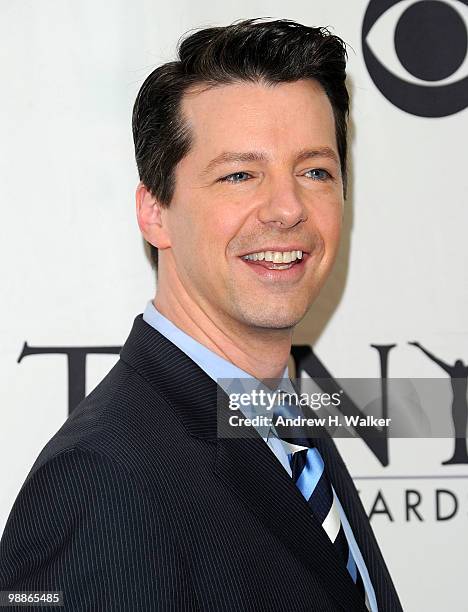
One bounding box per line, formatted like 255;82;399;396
0;315;403;611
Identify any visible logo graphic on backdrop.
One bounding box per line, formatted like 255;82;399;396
362;0;468;117
408;341;468;464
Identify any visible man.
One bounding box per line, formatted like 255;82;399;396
0;19;402;611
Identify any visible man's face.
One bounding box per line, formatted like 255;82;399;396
161;79;343;331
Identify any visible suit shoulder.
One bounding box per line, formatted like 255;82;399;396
28;358;180;480
14;446;147;507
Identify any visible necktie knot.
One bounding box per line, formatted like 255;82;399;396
271;390;316;448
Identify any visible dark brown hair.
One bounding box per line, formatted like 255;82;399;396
132;18;349;268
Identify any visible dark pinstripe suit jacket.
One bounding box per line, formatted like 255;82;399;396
0;315;403;611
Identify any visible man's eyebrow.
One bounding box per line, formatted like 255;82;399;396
201;151;268;176
201;147;339;176
295;147;340;165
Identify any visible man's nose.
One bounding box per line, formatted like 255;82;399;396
257;176;308;228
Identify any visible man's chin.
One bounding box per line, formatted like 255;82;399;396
236;306;308;331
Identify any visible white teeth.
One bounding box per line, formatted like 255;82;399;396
242;249;304;263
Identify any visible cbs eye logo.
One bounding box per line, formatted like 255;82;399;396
362;0;468;117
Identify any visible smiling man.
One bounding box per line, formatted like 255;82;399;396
0;19;402;612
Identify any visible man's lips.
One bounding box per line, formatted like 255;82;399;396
238;251;310;280
237;246;309;270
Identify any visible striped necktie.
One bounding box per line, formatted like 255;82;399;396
289;446;368;605
272;392;370;608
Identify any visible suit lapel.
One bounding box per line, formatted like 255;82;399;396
316;437;403;611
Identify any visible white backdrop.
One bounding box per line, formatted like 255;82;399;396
1;1;467;610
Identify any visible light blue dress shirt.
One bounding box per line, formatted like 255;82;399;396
143;300;378;611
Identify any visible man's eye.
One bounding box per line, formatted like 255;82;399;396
304;168;332;181
218;172;251;183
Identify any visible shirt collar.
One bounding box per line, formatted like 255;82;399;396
142;300;296;442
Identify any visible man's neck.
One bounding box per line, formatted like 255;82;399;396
153;294;292;382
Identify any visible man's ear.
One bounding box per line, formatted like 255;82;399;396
135;182;171;250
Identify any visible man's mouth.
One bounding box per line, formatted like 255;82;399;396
241;250;304;270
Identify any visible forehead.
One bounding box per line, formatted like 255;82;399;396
180;79;337;159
